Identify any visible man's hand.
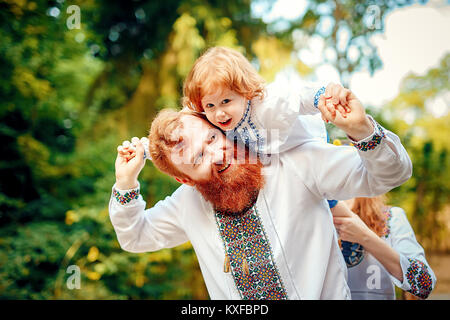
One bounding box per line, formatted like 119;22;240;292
318;84;374;141
115;137;145;190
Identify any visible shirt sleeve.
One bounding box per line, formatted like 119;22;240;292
251;79;327;154
387;207;436;299
287;115;413;200
108;183;189;253
299;81;327;115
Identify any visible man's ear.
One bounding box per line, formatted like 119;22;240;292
175;177;195;186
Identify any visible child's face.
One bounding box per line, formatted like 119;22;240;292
201;87;247;131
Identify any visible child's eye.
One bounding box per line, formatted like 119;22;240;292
222;99;231;104
205;103;214;109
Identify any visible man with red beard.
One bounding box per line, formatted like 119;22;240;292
109;92;412;299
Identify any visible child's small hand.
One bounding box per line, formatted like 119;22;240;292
322;83;352;121
115;137;146;190
117;139;137;162
318;88;374;141
117;137;151;162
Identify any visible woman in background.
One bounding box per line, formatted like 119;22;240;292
333;196;436;299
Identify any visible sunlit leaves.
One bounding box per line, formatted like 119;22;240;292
252;36;293;81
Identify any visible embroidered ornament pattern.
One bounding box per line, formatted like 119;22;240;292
113;188;140;205
353;122;386;152
382;208;393;238
215;205;288;300
314;86;326;108
405;258;433;299
231;100;265;157
340;241;365;268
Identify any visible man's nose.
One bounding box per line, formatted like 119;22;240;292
206;141;225;165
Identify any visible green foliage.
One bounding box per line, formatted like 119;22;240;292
0;0;269;300
383;54;450;250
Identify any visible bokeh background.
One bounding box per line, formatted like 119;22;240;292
0;0;449;299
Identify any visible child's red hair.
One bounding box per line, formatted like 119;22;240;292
182;47;265;112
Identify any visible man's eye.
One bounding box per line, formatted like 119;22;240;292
195;152;203;164
222;99;230;104
210;133;216;141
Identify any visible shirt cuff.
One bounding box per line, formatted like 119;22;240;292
112;183;141;206
313;86;326;108
392;255;434;299
348;115;386;152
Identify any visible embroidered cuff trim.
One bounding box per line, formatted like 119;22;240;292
113;187;140;205
405;258;433;299
352;119;386;152
313;86;326;108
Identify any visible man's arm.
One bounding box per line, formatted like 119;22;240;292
109;138;188;253
289;90;412;200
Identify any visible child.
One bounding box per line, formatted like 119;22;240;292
181;46;351;216
182;46;350;156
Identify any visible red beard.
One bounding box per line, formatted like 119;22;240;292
194;158;264;214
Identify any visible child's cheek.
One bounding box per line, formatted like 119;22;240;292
205;113;218;127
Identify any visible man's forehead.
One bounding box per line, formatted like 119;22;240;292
170;115;221;163
180;114;215;134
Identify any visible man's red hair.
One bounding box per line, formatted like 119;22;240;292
182;46;265;112
148;108;205;179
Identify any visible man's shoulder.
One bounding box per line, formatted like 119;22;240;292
262;141;325;179
281;139;331;156
172;184;203;202
276;140;357;173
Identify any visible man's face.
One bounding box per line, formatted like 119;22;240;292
169;115;264;213
169;115;234;182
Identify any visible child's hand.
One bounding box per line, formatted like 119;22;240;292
322;83;351;120
117;139;137;162
117;137;151;162
318;88;374;141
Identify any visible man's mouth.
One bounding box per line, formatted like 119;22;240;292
219;119;232;127
218;162;231;174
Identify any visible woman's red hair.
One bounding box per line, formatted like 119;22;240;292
350;196;389;237
182;46;265;112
